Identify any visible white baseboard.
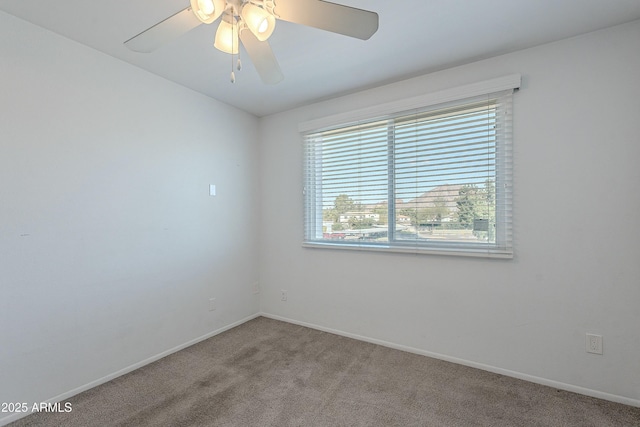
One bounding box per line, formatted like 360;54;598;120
0;313;261;427
259;312;640;409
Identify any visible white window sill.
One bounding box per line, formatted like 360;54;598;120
303;241;513;259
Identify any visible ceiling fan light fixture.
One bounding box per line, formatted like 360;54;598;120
214;17;239;54
241;3;276;42
190;0;224;24
125;0;379;85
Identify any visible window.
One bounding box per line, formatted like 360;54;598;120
303;78;517;258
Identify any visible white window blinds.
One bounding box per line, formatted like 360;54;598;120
303;84;515;258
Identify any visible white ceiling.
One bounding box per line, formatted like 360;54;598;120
2;1;640;116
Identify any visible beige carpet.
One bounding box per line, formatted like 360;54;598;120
10;317;640;426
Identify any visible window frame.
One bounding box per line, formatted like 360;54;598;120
301;75;519;258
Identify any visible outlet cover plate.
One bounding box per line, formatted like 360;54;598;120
586;333;603;355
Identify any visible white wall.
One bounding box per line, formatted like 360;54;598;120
258;20;640;404
0;11;260;423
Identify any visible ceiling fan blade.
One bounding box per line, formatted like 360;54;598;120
239;29;284;85
269;0;378;40
124;7;202;53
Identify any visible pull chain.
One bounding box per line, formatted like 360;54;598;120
230;7;236;83
235;13;242;73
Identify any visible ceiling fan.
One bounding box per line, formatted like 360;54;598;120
124;0;379;84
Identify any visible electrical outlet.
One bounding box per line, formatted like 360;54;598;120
252;282;260;294
209;298;216;312
586;333;603;355
281;290;287;301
